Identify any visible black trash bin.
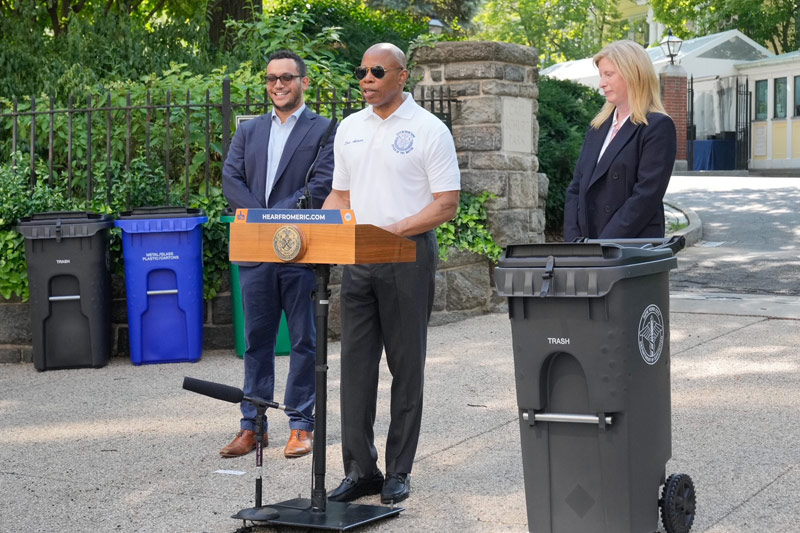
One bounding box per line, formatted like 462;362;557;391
17;211;114;371
494;239;695;533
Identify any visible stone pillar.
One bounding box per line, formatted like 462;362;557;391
412;41;544;247
660;63;688;171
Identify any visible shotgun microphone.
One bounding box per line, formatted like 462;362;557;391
296;117;338;209
182;377;293;411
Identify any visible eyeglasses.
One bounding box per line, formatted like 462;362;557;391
354;66;404;80
266;73;302;85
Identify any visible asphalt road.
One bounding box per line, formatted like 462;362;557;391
665;174;800;296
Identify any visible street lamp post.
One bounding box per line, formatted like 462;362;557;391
428;18;446;35
660;29;683;65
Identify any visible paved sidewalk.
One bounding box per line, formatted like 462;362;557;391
1;287;798;532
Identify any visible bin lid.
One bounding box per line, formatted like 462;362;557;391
498;242;673;268
116;206;205;219
114;206;207;233
16;211;114;240
220;206;235;223
495;242;677;298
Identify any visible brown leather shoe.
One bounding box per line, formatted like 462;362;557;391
219;429;266;458
284;429;313;458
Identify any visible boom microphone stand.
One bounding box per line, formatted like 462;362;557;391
183;377;290;524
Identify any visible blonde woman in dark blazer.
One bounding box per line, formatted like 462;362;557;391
564;40;676;241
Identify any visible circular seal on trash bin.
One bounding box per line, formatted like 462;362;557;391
273;225;306;262
638;304;664;365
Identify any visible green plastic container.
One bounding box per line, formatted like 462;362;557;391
221;213;290;358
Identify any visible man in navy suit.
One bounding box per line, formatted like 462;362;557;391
221;50;335;459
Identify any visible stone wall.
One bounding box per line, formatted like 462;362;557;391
412;41;547;248
0;41;547;362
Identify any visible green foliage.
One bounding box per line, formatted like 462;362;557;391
264;0;427;69
0;157;73;300
472;0;623;67
225;9;354;98
436;191;502;262
651;0;798;52
0;8;216;100
0;230;26;300
188;185;230;300
537;76;605;234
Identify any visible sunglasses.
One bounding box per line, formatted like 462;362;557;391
354;66;404;80
266;73;302;85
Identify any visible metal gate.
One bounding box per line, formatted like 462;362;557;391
735;77;751;170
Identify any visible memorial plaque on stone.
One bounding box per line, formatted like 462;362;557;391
502;97;533;153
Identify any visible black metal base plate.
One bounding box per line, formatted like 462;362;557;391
232;506;280;521
258;497;403;531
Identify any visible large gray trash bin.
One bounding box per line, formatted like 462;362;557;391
494;240;695;533
17;211;114;371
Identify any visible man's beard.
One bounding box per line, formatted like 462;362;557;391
272;93;302;113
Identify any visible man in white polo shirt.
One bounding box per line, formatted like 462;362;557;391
323;42;461;505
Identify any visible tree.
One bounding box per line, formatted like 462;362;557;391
651;0;798;53
207;0;261;49
472;0;623;67
367;0;481;28
0;0;199;36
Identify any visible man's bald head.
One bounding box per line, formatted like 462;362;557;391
364;43;406;69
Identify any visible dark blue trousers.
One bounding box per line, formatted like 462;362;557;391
238;262;316;433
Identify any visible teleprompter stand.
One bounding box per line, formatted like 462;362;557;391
226;209;417;530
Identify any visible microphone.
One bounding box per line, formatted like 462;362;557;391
182;377;293;412
296;117;337;209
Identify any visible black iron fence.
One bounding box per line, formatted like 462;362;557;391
1;79;455;205
735;77;751;170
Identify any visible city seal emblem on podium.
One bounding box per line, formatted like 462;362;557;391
273;225;306;262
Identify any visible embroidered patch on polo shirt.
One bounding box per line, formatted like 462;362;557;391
392;130;415;154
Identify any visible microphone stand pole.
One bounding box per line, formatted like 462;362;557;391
254;263;403;530
310;264;330;512
232;401;279;523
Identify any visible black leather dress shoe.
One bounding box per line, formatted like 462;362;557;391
327;471;384;502
381;473;410;504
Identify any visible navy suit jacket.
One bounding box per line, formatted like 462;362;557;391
563;112;676;241
222;107;335;211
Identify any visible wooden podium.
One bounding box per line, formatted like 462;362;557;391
229;209;416;531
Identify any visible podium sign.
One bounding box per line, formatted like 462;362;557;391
229;209;416;264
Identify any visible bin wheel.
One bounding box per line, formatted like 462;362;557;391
660;473;696;533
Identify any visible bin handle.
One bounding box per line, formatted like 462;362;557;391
49;295;80;301
523;412;613;426
147;289;178;295
539;255;555;297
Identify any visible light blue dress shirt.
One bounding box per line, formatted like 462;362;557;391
266;104;306;205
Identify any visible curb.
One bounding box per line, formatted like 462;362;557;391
665;200;702;248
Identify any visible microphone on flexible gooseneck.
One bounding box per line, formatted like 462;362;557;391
182;377;294;412
296;117;338;209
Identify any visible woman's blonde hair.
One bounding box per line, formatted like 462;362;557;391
590;40;666;129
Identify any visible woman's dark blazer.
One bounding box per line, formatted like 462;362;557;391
563;112;676;241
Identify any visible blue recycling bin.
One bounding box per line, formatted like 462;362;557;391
115;207;208;365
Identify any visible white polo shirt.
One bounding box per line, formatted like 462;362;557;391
332;93;461;227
